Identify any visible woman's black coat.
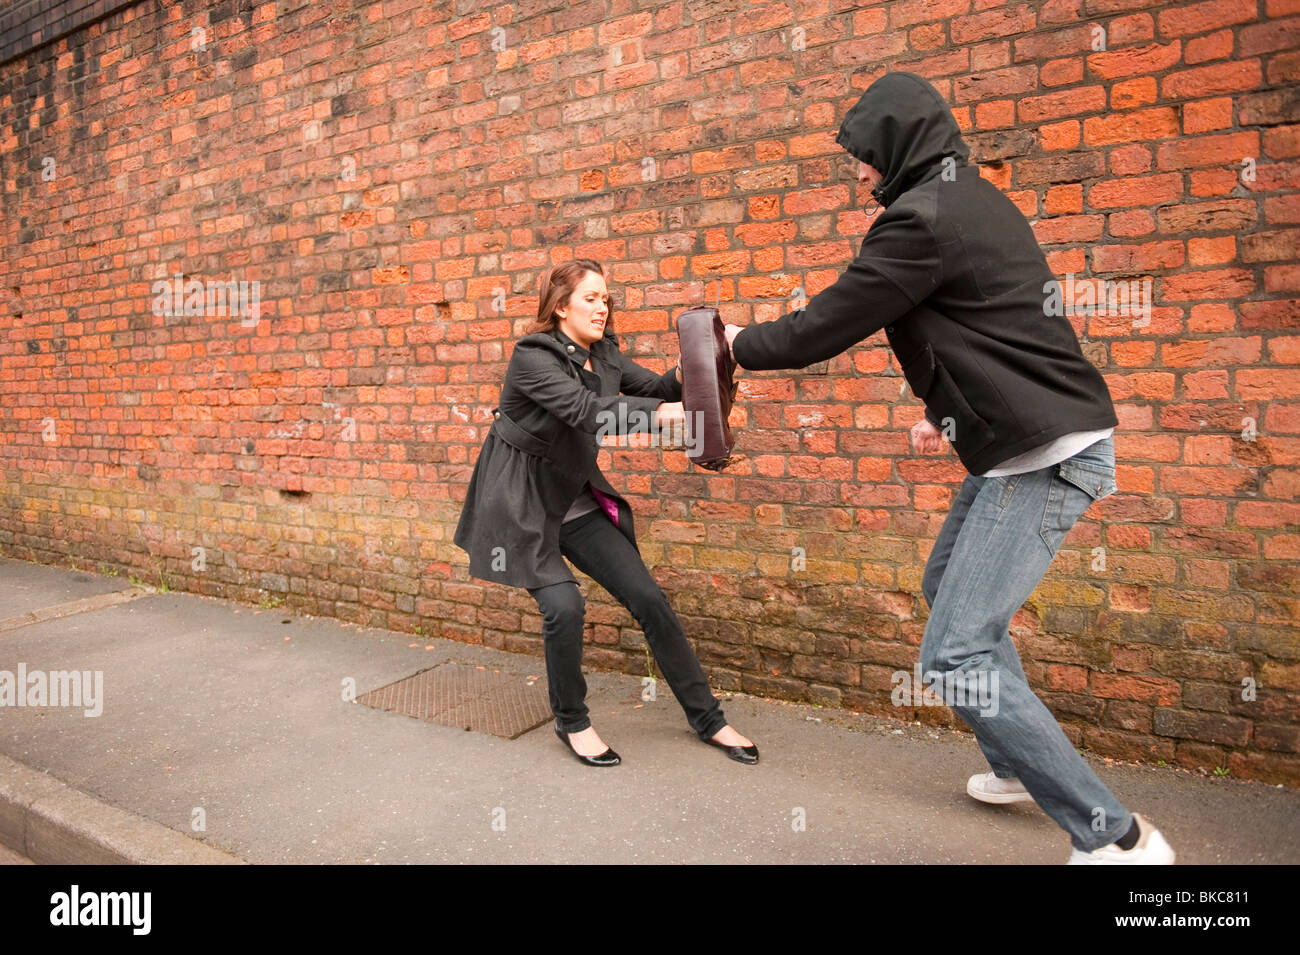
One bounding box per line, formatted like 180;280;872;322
454;326;682;590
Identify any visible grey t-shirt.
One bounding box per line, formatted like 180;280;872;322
978;428;1114;477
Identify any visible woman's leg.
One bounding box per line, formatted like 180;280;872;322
560;512;728;740
526;579;590;735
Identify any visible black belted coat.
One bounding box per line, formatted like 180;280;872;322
453;326;682;590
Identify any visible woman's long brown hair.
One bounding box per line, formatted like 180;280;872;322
525;259;614;336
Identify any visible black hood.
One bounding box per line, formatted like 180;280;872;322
835;71;971;209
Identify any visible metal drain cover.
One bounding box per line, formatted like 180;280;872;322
356;662;552;739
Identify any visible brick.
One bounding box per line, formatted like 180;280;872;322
1111;77;1158;110
1092;673;1181;705
1044;183;1083;214
890;0;969;29
1161;59;1264;99
1262;124;1300;157
953;65;1039;103
1182;681;1233;713
1085;727;1177;763
951;6;1036;44
1185;29;1234;64
783;186;850;215
1265;194;1300;225
1162;337;1262;367
1083;107;1179;145
1109;584;1152;612
1093;240;1184;272
1153;708;1251;747
1038;120;1080;150
1102;700;1154;733
1255;724;1300;754
597;12;652;44
1226;750;1300;786
1188;236;1236;265
1156;131;1261;171
1108;210;1155;236
1239;368;1300;398
1237;561;1300;595
1041;57;1084;87
1183;96;1235;133
1241;229;1300;263
1087;42;1181;81
1172;741;1228;771
1160;528;1259;558
1088;173;1182;208
1237;89;1300;127
1156;0;1258;37
691;144;752;173
1018;86;1107;123
1162;268;1255;301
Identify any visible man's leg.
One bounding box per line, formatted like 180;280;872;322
919;459;1132;851
922;474;1019;780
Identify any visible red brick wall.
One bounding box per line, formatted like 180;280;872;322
0;1;139;66
1;0;1297;784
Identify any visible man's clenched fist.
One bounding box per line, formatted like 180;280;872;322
911;417;947;454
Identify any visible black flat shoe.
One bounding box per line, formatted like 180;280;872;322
555;725;621;767
704;735;759;764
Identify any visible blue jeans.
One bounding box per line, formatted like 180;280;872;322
919;436;1132;851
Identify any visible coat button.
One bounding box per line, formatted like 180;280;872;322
566;344;575;353
886;325;895;333
493;411;499;418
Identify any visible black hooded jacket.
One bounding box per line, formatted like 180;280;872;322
731;72;1117;474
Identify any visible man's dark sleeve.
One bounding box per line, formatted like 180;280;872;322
731;205;942;371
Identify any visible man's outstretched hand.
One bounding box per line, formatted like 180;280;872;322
911;417;948;455
724;323;743;365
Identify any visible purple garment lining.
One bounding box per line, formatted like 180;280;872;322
588;485;620;528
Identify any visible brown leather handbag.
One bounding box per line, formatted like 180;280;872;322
676;306;739;471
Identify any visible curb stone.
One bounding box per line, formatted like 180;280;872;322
0;754;245;865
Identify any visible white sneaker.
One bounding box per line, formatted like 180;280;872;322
967;771;1036;805
1066;814;1176;865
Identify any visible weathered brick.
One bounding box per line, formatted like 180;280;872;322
1154;708;1252;747
1156;0;1258;37
1255;723;1300;753
1092;673;1181;705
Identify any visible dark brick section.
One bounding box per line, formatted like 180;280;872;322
0;0;1297;786
1154;709;1253;749
0;0;141;66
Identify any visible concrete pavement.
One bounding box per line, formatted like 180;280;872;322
0;554;1295;864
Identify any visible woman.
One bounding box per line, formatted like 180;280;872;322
454;259;757;766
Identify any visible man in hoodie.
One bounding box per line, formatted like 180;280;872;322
726;71;1175;864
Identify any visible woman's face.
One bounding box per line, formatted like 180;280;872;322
555;271;609;348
